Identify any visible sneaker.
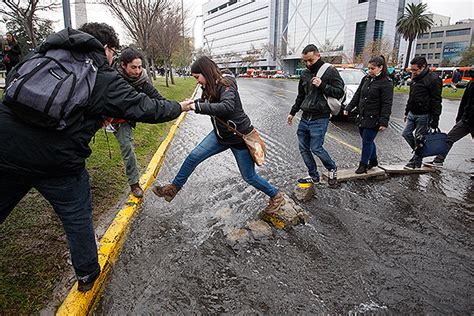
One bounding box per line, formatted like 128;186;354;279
367;157;378;170
77;270;100;292
404;161;422;169
328;168;337;186
152;183;180;202
424;158;444;167
297;176;320;184
264;191;285;214
130;183;144;198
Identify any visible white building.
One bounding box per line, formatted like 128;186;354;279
202;0;420;73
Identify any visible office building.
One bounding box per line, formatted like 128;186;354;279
415;19;474;67
202;0;419;73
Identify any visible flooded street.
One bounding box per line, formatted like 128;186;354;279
97;79;473;314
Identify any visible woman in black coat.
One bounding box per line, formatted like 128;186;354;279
344;56;393;174
3;32;21;74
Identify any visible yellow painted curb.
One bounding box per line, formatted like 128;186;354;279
56;85;199;315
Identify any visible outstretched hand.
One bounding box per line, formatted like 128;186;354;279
180;99;195;112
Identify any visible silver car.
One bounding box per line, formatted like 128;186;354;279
334;68;366;119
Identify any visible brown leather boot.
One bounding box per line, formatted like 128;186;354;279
152;184;179;202
130;183;144;198
264;191;285;214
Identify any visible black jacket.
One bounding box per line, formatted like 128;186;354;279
456;80;474;125
3;41;21;65
195;78;252;146
290;59;345;120
346;74;393;129
0;28;182;177
405;68;442;120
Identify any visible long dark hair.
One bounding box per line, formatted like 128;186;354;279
6;32;16;44
191;56;230;101
368;55;389;77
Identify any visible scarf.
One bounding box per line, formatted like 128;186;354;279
115;62;149;88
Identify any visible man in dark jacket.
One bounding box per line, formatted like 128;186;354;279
105;47;168;198
427;69;474;176
287;44;345;185
0;23;193;292
402;56;442;169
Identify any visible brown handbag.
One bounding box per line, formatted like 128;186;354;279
214;117;266;166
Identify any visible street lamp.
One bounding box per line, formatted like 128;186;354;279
62;0;72;28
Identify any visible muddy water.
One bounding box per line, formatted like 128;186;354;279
96;79;473;314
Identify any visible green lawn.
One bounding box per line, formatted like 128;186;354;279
394;85;465;99
0;77;196;314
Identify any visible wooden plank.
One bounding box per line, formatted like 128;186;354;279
321;166;386;183
378;164;437;174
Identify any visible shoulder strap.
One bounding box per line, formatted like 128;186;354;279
316;63;331;78
214;116;244;138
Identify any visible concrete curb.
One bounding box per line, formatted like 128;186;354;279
56;84;199;315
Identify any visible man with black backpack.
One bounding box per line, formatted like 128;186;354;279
0;23;194;292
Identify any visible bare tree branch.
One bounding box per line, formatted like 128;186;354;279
1;0;60;48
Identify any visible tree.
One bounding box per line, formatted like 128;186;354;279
1;0;59;48
103;0;170;69
396;3;433;69
262;43;284;69
458;46;474;67
6;18;54;53
360;39;398;67
171;36;193;75
151;3;188;86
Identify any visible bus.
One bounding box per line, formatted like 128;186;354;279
430;66;472;87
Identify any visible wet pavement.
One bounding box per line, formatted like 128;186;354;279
96;79;473;314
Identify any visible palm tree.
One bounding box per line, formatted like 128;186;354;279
396;3;433;69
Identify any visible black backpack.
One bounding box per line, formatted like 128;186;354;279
4;48;98;130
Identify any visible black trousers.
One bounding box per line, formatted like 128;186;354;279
436;120;474;161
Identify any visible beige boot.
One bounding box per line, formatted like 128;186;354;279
152;184;180;202
264;191;285;214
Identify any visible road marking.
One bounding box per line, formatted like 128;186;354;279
326;132;361;154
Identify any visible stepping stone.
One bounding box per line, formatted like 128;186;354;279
378;164;437;174
261;194;309;230
226;228;250;247
293;183;315;202
321;166;386;183
246;220;273;240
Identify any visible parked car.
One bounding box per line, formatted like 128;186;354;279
331;67;366;121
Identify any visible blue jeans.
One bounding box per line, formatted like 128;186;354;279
402;112;430;163
173;131;278;198
297;117;336;179
359;127;378;165
0;169;100;282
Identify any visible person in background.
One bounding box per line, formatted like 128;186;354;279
287;44;345;186
344;56;393;174
401;56;442;169
153;56;285;213
426;68;474;178
2;32;21;74
105;47;169;198
450;68;462;93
